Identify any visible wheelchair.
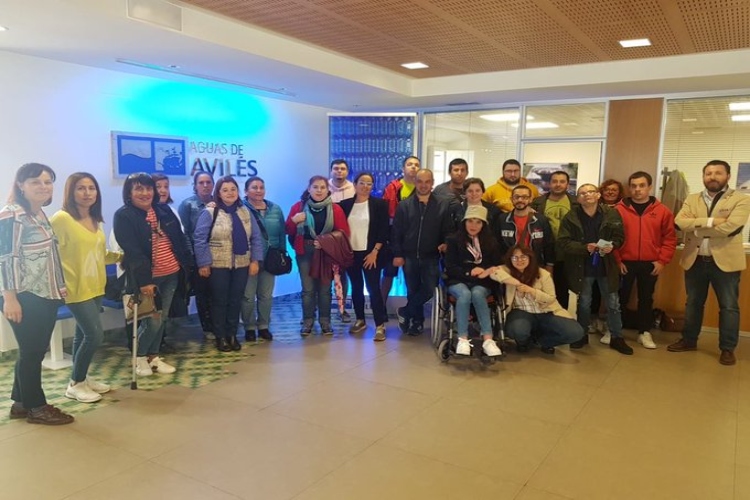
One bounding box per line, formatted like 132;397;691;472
431;279;507;365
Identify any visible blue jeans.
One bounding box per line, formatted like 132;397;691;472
447;283;492;336
137;272;179;356
296;246;333;325
683;259;741;351
241;265;276;330
210;267;249;340
506;309;585;348
68;296;104;382
577;276;622;337
2;293;61;410
403;257;440;323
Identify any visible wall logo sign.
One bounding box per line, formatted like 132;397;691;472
189;141;258;178
111;131;188;178
112;132;260;179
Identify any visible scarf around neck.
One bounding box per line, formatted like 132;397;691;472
466;235;483;264
217;201;249;256
300;196;334;238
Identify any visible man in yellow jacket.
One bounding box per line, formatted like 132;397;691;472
483;159;540;213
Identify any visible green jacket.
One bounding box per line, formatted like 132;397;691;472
556;205;624;294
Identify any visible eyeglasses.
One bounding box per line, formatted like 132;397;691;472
512;195;530;200
357;182;373;187
511;255;529;261
578;190;598;196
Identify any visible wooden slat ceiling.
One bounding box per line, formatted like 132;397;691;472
179;0;750;78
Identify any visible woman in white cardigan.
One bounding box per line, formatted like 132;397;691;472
487;245;584;354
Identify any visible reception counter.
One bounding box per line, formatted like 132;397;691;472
650;248;750;333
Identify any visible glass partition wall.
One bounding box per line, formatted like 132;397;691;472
422;102;608;193
661;95;750;242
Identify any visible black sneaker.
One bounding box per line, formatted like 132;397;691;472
300;321;313;337
397;307;410;334
245;330;257;342
540;346;556;355
569;334;589;349
338;311;352;323
609;337;634;355
321;323;334;336
407;321;424;336
258;329;273;341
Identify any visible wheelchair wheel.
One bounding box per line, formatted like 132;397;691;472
437;338;451;362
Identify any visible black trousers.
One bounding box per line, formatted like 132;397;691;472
347;251;388;326
2;293;62;410
619;260;658;333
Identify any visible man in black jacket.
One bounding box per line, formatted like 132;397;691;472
497;185;555;268
392;169;452;335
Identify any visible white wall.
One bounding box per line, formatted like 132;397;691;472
0;51;336;295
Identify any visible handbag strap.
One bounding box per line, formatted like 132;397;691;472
249;206;270;242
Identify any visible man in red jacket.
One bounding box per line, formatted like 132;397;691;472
614;171;677;349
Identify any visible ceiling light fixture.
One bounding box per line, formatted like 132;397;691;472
401;62;429;70
730;115;750;122
116;58;296;97
0;26;8;31
729;102;750;111
682;118;697;122
619;38;651;48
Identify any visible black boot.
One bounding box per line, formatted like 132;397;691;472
216;337;232;352
569;333;589;349
245;330;257;342
230;336;242;351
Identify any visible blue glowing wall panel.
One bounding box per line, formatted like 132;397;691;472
112;131;188;178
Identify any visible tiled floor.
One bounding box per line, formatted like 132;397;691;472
0;301;748;499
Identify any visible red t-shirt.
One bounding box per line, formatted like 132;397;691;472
513;214;531;247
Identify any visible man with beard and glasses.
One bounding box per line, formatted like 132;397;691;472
497;185;555;269
668;160;750;366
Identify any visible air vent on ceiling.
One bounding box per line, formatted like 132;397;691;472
127;0;183;32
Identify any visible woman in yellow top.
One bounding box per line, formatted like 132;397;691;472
50;173;122;403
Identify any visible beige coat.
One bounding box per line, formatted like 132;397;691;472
490;266;573;318
675;188;750;272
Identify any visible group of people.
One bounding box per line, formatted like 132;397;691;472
1;155;747;425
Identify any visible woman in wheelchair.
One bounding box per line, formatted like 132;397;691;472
444;205;503;357
489;245;584;353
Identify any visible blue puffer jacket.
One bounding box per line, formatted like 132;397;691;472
243;198;286;259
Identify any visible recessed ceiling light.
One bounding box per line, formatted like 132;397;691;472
0;26;8;32
729;102;750;111
731;115;750;122
167;64;180;69
619;38;651;48
682;118;697;122
691;131;704;135
511;122;559;130
401;62;429;70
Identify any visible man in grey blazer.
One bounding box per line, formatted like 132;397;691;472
668;160;750;365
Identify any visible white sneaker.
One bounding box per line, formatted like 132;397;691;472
86;378;111;394
149;356;176;374
638;331;657;349
600;332;611;345
456;338;472;356
136;356;154;377
65;381;102;403
482;339;502;357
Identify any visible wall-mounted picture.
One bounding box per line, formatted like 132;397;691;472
522;162;579;195
737;162;750;192
112;131;188;178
